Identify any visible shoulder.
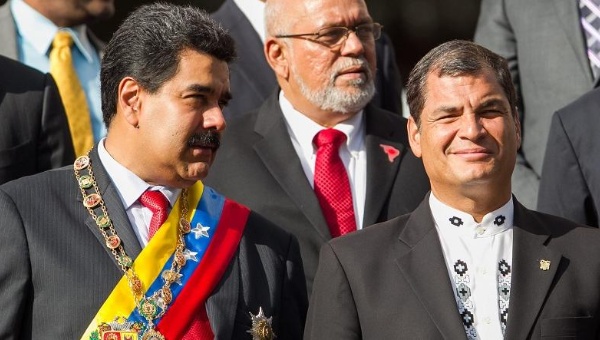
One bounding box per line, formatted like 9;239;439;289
520;208;600;247
216;192;298;255
0;55;47;90
0;165;75;200
327;214;410;257
555;87;600;123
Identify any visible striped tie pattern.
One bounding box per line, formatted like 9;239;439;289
580;0;600;78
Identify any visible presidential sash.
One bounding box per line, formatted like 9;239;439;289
81;182;250;340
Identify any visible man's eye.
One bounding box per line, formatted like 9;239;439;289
317;28;346;44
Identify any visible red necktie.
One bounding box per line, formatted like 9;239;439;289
139;190;169;240
313;129;357;237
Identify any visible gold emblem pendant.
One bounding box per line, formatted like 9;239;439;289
140;329;165;340
248;307;275;340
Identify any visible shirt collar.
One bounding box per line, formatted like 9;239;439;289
429;193;514;238
279;90;364;154
11;0;95;62
97;139;180;210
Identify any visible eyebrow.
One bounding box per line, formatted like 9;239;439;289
476;98;509;111
185;84;232;102
432;97;509;115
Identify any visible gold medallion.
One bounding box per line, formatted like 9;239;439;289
106;235;121;249
140;329;165;340
174;251;185;267
248;307;275;340
79;175;94;189
180;218;191;233
74;155;90;170
140;300;157;319
84;193;103;208
96;214;111;228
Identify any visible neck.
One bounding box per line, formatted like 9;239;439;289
280;87;359;127
431;185;512;222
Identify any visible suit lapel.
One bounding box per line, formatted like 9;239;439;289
551;0;594;83
504;201;562;339
363;105;406;226
252;94;331;240
81;148;142;269
395;198;468;340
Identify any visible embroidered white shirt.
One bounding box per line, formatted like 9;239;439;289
279;91;367;229
430;194;514;340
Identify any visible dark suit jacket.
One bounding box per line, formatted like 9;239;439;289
538;87;600;227
204;91;430;293
0;55;74;184
211;0;403;119
0;147;307;339
474;0;600;208
305;195;600;339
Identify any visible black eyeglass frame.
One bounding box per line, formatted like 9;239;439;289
274;22;383;47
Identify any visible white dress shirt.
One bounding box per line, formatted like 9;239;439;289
98;140;180;247
430;194;514;340
279;91;367;229
11;0;105;141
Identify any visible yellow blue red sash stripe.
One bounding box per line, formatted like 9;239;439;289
81;181;250;339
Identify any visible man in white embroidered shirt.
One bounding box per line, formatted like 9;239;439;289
305;40;600;339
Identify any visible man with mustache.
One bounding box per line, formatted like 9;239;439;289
0;3;307;339
205;0;430;294
305;40;600;339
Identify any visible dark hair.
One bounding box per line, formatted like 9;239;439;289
406;40;517;126
101;2;236;126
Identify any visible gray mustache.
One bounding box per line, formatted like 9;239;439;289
187;130;220;150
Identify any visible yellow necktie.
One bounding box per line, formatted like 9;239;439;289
49;31;94;156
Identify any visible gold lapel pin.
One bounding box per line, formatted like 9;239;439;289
539;259;551;271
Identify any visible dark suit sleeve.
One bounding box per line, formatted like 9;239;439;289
279;234;309;340
304;243;360;340
538;112;597;226
0;188;30;339
37;74;75;171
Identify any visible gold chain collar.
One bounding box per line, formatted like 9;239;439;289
74;153;194;339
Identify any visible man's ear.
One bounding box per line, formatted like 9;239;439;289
407;116;423;158
118;77;141;128
265;37;289;79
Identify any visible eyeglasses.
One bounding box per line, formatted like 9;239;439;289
275;23;382;47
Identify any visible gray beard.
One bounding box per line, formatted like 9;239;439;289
292;57;376;114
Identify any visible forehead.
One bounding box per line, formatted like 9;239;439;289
422;68;508;110
295;0;371;28
165;49;230;90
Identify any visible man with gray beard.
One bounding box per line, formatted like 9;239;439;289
204;0;430;294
